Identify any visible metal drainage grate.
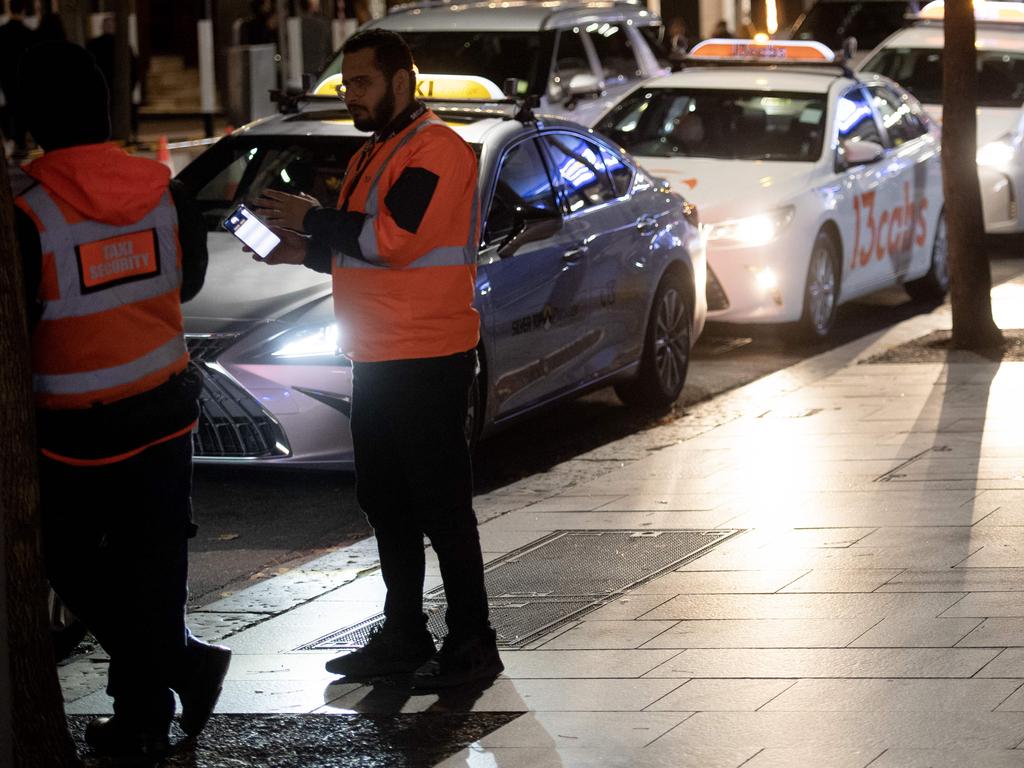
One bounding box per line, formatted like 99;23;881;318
298;528;740;650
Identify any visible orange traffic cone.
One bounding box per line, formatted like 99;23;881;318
156;135;174;174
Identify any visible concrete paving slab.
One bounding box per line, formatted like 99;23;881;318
641;592;965;621
848;616;983;648
644;678;796;712
869;749;1024;767
779;569;903;593
640;618;877;649
760;679;1022;712
739;747;882;768
644;648;1000;679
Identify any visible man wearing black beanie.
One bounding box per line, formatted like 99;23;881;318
13;41;230;761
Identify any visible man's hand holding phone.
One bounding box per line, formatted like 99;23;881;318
223;203;306;265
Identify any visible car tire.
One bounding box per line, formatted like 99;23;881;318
49;588;87;661
794;228;840;340
904;209;949;302
615;272;691;409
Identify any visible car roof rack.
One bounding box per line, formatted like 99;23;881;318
272;87;540;124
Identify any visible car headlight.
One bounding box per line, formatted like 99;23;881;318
977;134;1016;169
707;206;796;246
269;323;343;362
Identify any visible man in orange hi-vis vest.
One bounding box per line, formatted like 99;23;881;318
253;29;502;691
13;42;230;761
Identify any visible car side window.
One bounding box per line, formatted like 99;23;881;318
836;87;883;146
541;132;617;212
600;145;634;198
552;27;593;96
870;85;928;146
485;138;560;245
586;22;642;83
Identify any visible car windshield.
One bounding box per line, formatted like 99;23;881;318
863;48;1024;106
597;88;827;162
790;1;910;51
318;31;553;96
178;137;366;230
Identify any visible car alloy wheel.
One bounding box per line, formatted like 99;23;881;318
615;273;691;408
653;285;690;397
801;230;839;339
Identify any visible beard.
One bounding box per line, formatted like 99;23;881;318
352;84;396;133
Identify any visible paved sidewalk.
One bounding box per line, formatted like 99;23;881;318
60;279;1024;767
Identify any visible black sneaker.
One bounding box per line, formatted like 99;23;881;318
175;637;232;737
84;716;170;761
411;628;504;690
325;623;436;679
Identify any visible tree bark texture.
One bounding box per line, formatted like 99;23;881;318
55;0;87;46
111;0;134;142
1;164;80;766
942;0;1003;350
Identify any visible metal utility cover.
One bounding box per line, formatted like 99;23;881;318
299;528;740;650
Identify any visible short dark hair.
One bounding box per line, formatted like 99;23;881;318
341;29;414;82
9;0;29;15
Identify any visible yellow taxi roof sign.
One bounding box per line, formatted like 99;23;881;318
689;38;835;62
314;72;505;100
918;0;1024;23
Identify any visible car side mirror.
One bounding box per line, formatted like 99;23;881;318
498;209;562;258
568;72;603;98
839;139;884;170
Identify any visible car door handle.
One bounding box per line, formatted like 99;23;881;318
636;215;658;235
562;245;588;262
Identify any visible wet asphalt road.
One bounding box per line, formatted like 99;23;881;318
187;249;1024;608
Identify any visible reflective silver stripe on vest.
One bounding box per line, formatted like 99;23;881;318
22;185;183;320
32;334;187;396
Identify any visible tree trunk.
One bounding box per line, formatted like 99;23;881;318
111;0;134;142
942;0;1003;350
55;0;87;46
1;161;80;765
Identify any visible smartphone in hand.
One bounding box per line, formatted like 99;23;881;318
223;203;281;259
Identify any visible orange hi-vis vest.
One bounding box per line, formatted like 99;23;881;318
17;183;189;410
331;108;480;362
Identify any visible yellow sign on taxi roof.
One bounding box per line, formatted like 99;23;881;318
689;38;835;62
314;72;505;100
919;0;1024;22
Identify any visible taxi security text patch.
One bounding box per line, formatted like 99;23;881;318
76;229;160;293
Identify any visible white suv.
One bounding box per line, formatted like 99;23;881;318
315;0;670;126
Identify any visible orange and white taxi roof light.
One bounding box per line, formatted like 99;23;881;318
315;72;506;100
918;0;1024;23
688;38;835;62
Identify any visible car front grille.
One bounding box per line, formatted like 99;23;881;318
706;265;730;311
193;365;290;460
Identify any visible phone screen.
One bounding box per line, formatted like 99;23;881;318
223;204;281;258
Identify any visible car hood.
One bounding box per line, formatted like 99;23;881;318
183;233;332;334
921;104;1023;145
638;158;816;224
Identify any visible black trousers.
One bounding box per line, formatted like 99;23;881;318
350;350;490;638
40;432;195;729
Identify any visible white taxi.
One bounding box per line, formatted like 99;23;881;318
596;38;948;339
860;0;1024;234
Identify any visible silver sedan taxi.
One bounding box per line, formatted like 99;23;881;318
176;76;706;469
